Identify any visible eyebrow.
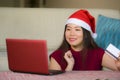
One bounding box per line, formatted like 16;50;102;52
66;26;81;29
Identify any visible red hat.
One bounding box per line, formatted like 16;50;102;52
66;9;97;38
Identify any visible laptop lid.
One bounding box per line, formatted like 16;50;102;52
6;38;50;74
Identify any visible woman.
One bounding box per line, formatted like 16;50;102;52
49;9;120;71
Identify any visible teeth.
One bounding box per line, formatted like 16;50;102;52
69;38;76;41
70;39;75;40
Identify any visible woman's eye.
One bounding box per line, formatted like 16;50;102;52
66;28;70;31
76;29;81;31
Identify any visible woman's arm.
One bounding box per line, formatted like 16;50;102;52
115;56;120;71
49;50;75;71
102;52;120;71
49;57;61;70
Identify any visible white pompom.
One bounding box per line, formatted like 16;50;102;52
92;33;97;39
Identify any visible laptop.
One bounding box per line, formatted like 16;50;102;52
6;38;65;75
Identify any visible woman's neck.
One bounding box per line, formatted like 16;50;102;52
71;45;83;51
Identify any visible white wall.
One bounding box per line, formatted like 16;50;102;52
0;8;120;51
0;8;76;51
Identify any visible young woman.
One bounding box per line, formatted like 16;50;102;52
49;9;120;71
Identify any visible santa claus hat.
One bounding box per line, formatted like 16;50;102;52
66;9;97;38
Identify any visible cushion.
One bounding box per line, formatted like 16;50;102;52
95;15;120;50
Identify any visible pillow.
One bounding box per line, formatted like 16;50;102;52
95;15;120;50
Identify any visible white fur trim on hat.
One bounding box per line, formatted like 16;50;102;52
66;18;92;32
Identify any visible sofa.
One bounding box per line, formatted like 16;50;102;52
0;8;120;71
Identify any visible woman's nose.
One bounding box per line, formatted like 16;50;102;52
70;30;75;35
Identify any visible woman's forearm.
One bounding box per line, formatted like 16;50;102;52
65;64;74;71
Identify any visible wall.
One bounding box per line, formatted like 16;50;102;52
45;0;120;10
0;8;120;51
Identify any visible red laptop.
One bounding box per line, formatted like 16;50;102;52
6;38;65;75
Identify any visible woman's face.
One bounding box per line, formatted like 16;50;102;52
65;23;84;49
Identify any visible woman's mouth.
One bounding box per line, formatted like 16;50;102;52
69;38;76;42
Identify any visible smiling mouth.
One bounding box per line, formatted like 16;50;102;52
69;38;76;42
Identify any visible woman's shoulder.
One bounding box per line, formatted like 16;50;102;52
90;47;104;52
94;47;105;56
88;47;105;55
50;49;63;58
95;47;105;52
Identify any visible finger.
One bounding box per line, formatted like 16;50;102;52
64;51;73;59
115;59;120;71
117;56;120;61
65;51;72;56
116;62;120;71
64;51;70;58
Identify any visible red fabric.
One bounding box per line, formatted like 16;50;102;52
50;48;104;71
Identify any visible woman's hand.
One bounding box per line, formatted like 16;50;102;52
115;55;120;71
64;50;75;71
